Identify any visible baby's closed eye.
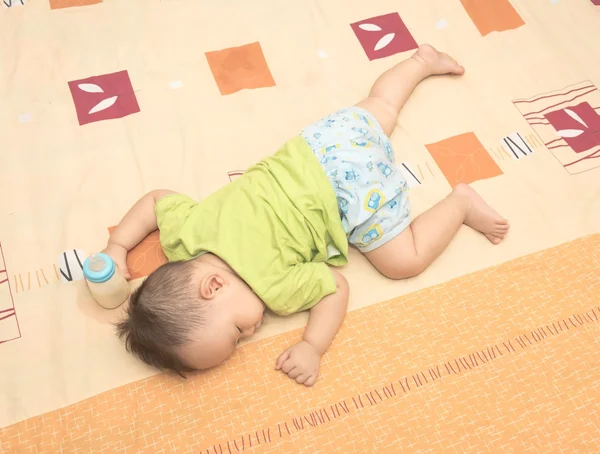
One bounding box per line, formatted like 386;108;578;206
234;326;242;345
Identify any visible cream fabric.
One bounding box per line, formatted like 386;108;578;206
1;0;599;427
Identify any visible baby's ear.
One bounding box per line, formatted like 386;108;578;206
198;273;226;300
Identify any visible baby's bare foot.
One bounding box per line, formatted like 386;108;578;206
412;44;465;77
454;184;509;245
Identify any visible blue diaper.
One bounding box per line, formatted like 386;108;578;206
300;107;410;253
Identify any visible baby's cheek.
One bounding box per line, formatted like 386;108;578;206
220;347;236;364
181;337;236;370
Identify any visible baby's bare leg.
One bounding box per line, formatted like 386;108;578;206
365;184;510;279
356;44;465;136
356;45;507;279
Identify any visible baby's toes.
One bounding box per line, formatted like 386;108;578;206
442;56;465;74
449;62;465;75
485;233;502;245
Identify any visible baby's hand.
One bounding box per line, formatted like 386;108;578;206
275;340;321;387
101;243;131;280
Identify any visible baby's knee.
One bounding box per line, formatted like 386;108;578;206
376;256;427;280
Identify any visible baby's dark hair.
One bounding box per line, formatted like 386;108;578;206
116;260;205;376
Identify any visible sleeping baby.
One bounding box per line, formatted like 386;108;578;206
103;45;509;386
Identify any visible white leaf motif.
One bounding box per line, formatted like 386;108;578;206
359;23;382;31
88;96;118;114
557;129;584;138
78;83;104;93
317;49;328;59
374;33;395;51
564;108;588;128
169;80;183;89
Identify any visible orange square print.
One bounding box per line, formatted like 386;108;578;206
426;132;503;187
460;0;524;36
49;0;102;9
206;42;275;96
107;228;167;280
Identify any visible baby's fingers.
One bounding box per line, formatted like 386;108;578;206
304;375;317;387
275;349;291;370
115;261;131;280
281;359;296;374
295;374;309;385
122;268;132;280
287;367;302;379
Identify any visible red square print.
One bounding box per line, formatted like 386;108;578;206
513;81;600;174
545;102;600;153
351;13;418;61
592;0;600;5
206;42;276;96
68;70;140;126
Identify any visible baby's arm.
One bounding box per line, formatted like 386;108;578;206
275;269;349;387
102;189;176;279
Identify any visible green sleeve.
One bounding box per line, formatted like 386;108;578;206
154;194;198;261
262;262;337;316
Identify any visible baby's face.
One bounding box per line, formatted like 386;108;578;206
179;287;265;370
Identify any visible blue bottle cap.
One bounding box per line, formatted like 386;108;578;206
83;253;116;283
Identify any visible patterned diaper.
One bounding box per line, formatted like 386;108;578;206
300;107;411;253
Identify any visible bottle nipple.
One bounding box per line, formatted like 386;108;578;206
88;253;107;272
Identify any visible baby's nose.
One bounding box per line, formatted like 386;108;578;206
241;326;255;338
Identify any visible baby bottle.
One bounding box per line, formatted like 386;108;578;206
83;253;130;309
